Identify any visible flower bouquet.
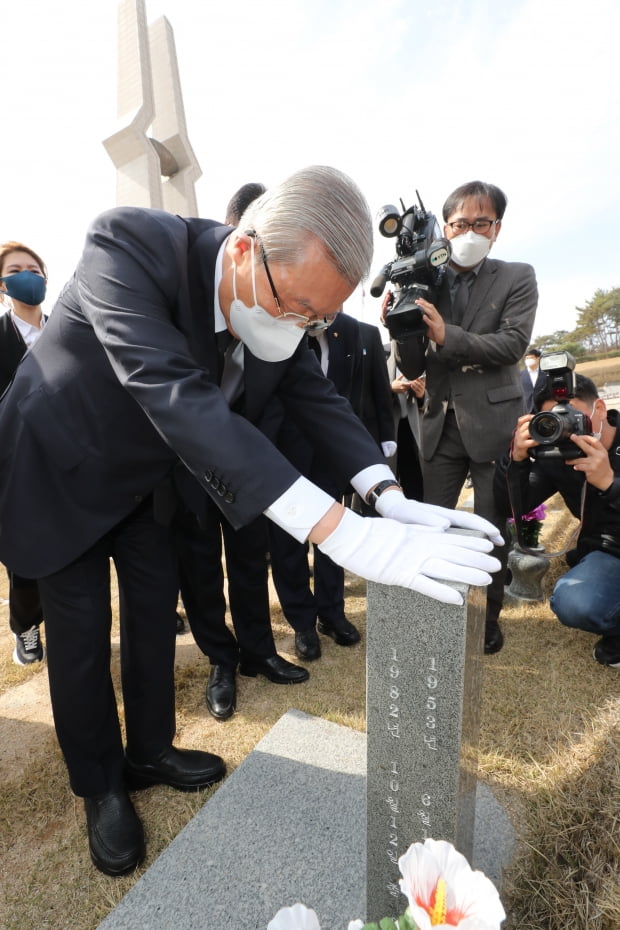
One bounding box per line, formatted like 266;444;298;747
508;502;547;548
268;838;505;930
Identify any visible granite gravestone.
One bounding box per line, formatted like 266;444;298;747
366;578;486;921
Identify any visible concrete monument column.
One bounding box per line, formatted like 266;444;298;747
366;578;486;921
103;0;201;213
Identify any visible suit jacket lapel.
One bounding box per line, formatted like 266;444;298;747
460;258;498;329
184;220;231;379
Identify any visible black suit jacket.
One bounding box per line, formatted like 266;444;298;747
520;366;546;413
0;313;28;396
0;207;382;578
274;312;365;492
357;321;395;447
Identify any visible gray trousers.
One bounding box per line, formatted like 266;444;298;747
421;410;509;625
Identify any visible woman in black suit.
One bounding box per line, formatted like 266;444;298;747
0;240;48;664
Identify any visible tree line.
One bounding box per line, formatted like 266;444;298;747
530;286;620;359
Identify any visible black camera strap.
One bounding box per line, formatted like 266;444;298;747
505;452;587;560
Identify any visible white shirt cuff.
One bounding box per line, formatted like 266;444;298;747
350;463;397;500
264;477;335;543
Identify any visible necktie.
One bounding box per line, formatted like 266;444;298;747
451;271;473;325
216;329;233;355
220;339;244;404
215;329;233;381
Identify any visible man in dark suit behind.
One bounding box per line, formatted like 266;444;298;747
519;346;546;413
269;312;366;661
358;320;396;457
394;180;538;654
173;181;310;725
0;166;501;874
347;320;396;517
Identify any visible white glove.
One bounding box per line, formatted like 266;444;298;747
381;441;397;458
375;490;504;546
318;509;501;605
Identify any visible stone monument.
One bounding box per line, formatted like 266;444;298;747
366;577;486;921
103;0;201;214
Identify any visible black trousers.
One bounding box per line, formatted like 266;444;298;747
37;498;178;797
395;416;424;501
268;523;345;631
173;501;275;667
7;569;43;635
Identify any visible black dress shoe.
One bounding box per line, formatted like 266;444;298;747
317;616;361;646
175;612;186;634
484;620;504;655
206;665;236;720
295;627;321;661
239;653;309;684
84;788;145;876
125;746;226;792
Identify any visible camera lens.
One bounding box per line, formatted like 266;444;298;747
530;411;561;443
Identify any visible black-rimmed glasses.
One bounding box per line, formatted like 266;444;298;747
446;219;498;234
253;233;338;333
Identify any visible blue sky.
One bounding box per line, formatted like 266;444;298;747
3;0;618;338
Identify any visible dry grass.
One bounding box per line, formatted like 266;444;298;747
576;356;620;390
0;498;619;929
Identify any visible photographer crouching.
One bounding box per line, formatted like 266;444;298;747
494;356;620;668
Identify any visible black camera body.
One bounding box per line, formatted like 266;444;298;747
529;351;591;459
370;192;450;340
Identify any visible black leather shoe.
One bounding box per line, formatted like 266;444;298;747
317;616;361;646
295;627;321;661
239;653;309;684
206;665;236;720
176;612;185;634
484;620;504;655
84;788;145;876
125;746;226;792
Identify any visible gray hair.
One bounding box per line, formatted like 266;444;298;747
239;166;373;286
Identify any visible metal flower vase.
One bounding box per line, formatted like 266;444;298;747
506;545;550;601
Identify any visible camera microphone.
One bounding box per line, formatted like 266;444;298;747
370;264;391;298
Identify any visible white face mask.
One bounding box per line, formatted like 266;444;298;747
449;230;492;268
228;239;305;363
591;403;603;440
524;358;539;370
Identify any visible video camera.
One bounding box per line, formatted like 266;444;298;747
529;351;591;459
370;192;450;340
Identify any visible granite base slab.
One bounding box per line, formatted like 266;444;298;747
97;710;514;930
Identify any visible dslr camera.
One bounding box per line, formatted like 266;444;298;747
529;351;591;459
370;192;450;340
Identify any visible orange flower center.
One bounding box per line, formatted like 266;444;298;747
417;878;464;926
428;877;447;925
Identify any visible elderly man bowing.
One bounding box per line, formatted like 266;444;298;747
0;166;501;875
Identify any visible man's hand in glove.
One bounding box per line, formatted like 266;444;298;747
315;509;501;605
374;489;504;546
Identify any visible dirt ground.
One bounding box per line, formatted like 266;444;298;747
1;504;618;930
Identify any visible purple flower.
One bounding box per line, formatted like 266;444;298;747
522;503;547;523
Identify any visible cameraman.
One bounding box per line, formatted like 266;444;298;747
392;181;538;654
494;374;620;669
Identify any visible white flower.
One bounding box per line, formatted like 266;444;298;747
267;904;365;930
398;839;506;930
268;904;322;930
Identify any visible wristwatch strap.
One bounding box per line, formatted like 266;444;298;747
366;479;401;509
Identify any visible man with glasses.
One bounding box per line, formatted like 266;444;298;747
0;166;501;875
393;181;538;654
